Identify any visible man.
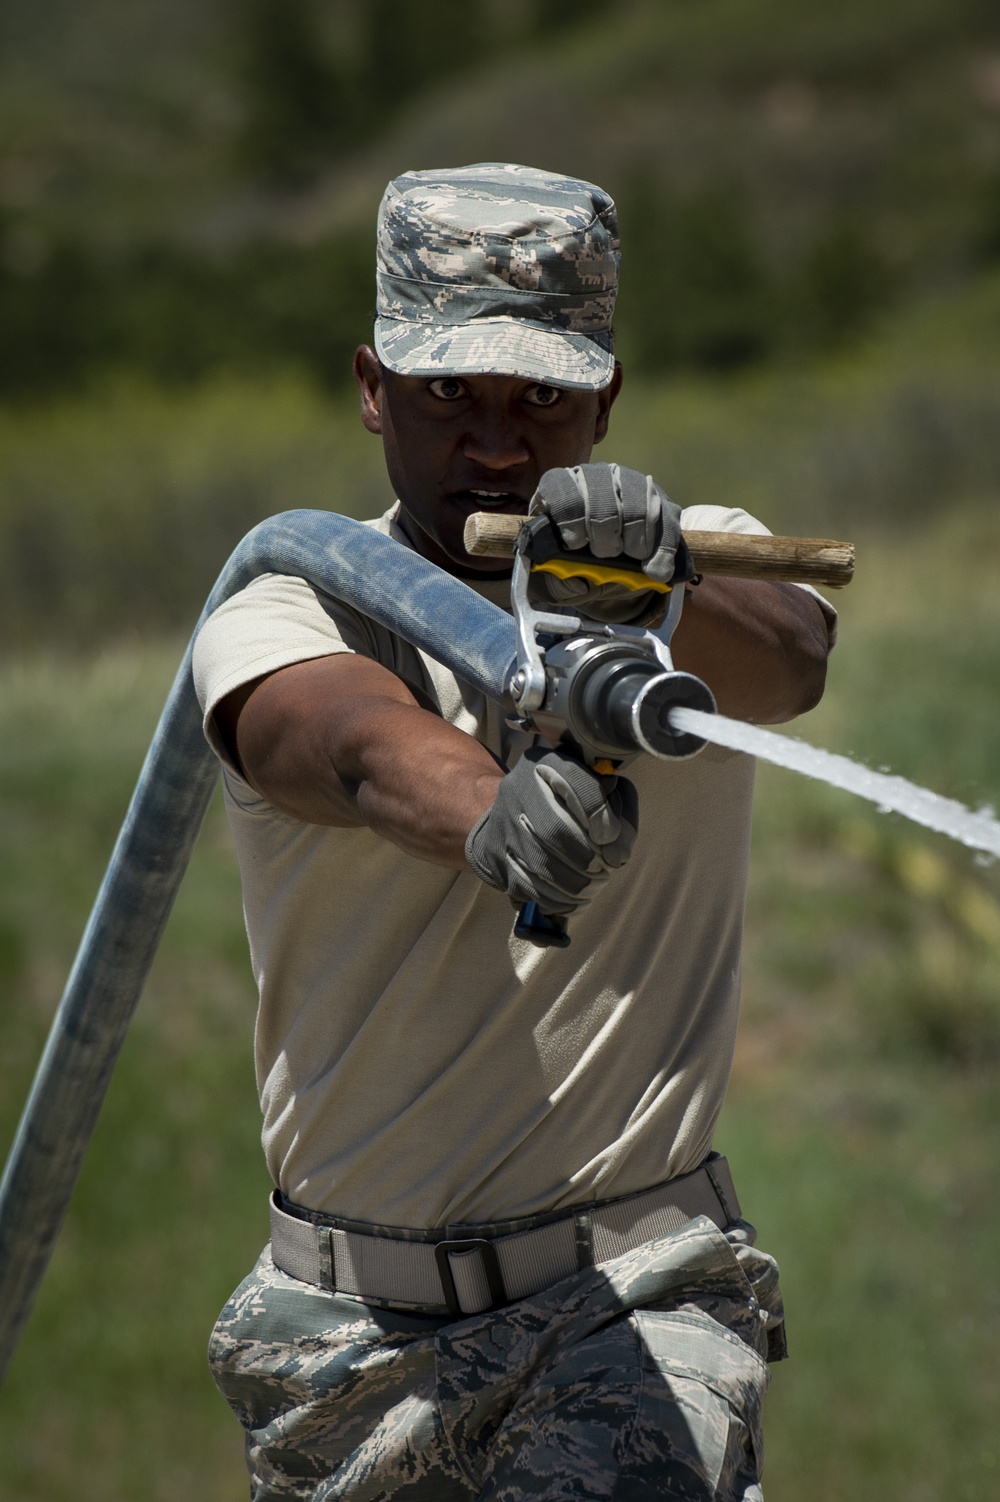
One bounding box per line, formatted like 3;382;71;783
194;163;834;1500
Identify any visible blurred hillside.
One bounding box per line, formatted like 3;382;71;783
2;0;1000;395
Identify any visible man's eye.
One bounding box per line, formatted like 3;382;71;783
526;384;561;408
427;378;465;400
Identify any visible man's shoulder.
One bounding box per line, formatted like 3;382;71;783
678;504;770;536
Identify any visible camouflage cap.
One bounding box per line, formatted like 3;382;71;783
375;163;619;391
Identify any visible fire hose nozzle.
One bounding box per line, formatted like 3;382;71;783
533;637;717;763
629;670;717;759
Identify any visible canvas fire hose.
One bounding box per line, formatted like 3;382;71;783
0;508;853;1381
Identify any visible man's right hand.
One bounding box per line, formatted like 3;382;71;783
465;745;639;917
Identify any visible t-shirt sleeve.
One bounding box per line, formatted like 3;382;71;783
679;502;838;649
192;572;377;769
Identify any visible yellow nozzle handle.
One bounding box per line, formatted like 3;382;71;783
532;558;672;594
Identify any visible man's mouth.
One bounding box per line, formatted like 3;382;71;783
452;489;527;510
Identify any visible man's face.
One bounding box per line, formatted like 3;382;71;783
354;345;623;576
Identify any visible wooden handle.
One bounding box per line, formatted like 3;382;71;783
463;512;854;588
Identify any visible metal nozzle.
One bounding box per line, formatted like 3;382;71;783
578;656;715;759
533;638;716;761
629;671;717;758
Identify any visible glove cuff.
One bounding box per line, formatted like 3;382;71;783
465;806;499;890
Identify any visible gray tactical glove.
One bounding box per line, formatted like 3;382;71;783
465;745;639;917
527;462;686;625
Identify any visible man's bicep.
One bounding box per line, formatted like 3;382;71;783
214;653;433;826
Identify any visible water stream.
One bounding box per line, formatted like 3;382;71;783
669;707;1000;861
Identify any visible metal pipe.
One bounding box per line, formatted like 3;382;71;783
0;510;517;1382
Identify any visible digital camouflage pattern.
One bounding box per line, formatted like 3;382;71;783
209;1214;784;1500
374;163;619;390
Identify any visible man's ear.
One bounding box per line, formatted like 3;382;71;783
593;361;624;446
354;345;383;435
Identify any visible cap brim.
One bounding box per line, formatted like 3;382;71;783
375;316;615;391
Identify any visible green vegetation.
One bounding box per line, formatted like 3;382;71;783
0;647;268;1501
2;0;999;1496
0;375;392;650
727;516;1000;1500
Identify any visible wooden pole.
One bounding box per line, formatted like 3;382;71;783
463;513;855;588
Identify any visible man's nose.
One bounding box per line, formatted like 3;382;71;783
462;408;530;471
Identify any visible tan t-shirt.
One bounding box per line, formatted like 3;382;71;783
193;505;834;1229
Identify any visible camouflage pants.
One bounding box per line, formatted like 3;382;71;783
208;1214;783;1501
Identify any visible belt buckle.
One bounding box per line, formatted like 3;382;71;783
434;1237;506;1317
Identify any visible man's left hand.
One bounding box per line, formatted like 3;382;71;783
527;463;688;624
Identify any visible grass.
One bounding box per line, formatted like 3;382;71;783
721;513;1000;1501
0;505;998;1498
0;373;394;650
0;643;267;1500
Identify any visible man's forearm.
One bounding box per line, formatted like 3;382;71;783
221;655;504;866
670;578;830;724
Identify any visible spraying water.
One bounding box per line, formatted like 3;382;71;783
669;707;1000;861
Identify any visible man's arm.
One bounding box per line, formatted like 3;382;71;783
214;651;638;916
215;575;828;862
214;654;504;868
669;577;831;725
